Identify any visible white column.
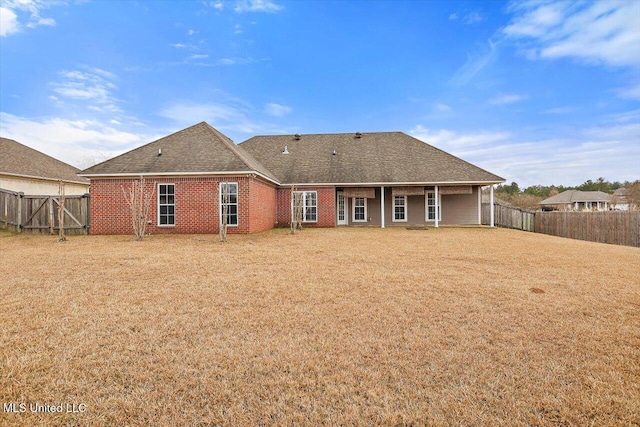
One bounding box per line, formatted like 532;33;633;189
490;185;495;227
435;185;439;228
477;186;482;224
380;186;385;228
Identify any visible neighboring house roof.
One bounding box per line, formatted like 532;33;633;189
539;190;611;205
0;137;89;185
239;132;504;185
481;194;512;206
80;122;278;183
613;187;630;198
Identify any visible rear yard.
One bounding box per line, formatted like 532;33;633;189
1;227;639;426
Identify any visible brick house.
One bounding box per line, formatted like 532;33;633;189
79;122;504;234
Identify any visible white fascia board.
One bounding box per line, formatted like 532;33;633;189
1;172;89;186
78;170;280;185
284;180;505;187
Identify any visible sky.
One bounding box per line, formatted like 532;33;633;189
0;0;639;188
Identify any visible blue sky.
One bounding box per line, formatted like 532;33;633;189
1;0;638;187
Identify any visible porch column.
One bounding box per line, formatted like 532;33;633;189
435;185;439;228
380;186;385;228
490;185;495;227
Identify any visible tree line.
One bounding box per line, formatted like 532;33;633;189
492;178;640;210
496;177;638;198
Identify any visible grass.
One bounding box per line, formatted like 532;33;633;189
1;227;639;426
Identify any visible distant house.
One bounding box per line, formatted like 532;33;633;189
539;190;611;211
79;122;504;235
611;187;632;211
0;137;89;195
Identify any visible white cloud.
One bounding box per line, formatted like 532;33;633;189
435;103;451;112
234;24;242;34
188;54;209;60
615;83;640;101
234;0;282;13
409;117;640;187
49;67;123;115
0;0;62;35
0;7;19;36
0;112;158;169
462;12;484;25
264;102;291;117
410;126;511;149
450;39;497;85
187;29;197;36
543;106;579;115
489;94;527;105
170;43;186;48
449;13;458;21
194;57;254;66
26;16;54;28
158;102;260;133
504;1;640;68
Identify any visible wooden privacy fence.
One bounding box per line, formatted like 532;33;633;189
481;203;535;232
482;202;640;247
1;188;90;235
535;211;640;247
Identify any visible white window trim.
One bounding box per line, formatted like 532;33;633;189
291;191;318;223
352;197;368;222
392;195;408;222
157;183;176;227
425;191;441;222
219;182;239;228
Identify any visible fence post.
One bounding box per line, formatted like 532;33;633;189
17;192;23;233
84;193;90;235
48;197;54;234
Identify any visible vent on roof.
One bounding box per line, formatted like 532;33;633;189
282;145;289;155
332;150;337;156
294;134;301;140
158;148;162;156
355;132;362;138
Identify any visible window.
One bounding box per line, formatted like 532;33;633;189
158;184;175;226
426;192;441;221
393;195;407;222
220;182;238;226
353;197;367;222
292;191;317;222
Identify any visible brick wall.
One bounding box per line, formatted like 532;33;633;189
275;186;336;228
90;176;276;235
248;178;277;233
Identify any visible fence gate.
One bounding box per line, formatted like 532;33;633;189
0;189;90;235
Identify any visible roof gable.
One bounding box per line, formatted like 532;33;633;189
80;122;277;182
540;190;612;205
0;137;88;184
238;132;504;184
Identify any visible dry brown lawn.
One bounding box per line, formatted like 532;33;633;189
1;227;639;426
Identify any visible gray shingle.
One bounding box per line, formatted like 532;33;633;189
540;190;611;205
80;122;278;182
0;137;88;184
238;132;504;184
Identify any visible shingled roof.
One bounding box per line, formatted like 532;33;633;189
0;137;88;185
80;122;278;182
238;132;504;185
540;190;611;205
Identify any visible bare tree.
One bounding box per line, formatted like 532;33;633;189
121;176;155;241
57;181;66;242
290;186;304;234
220;183;228;243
